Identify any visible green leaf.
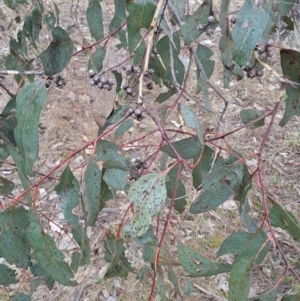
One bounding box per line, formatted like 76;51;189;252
161;137;202;160
97;140;127;190
279;49;300;126
168;266;181;296
183;280;194;296
177;242;231;277
84;158;104;226
247;289;277;301
26;209;77;286
217;229;269;265
0;207;30;269
278;0;296;16
109;0;127;47
126;0;156;64
55;166;80;229
54;3;60;26
124;173;166;237
281;295;300;301
86;0;104;41
155;88;177;103
0;264;17;285
190;162;244;214
70;252;83;273
240;109;265;129
88;47;106;73
157;265;167;301
164;57;185;87
179;103;204;145
156;34;181;70
40;26;74;76
104;105;130;127
12;293;31;301
269;201;300;241
111;70;122;93
0;133;30;194
228;257;252;301
232;0;275;66
0;176;14;195
115;119;134;138
14;81;46;176
0;112;17;146
192;145;224;189
179;0;212;45
166;164;187;213
103;234;134;278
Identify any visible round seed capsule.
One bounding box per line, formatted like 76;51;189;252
131;91;136;97
127;108;134;114
93;75;100;83
97;82;103;89
90;80;96;86
103;84;110;90
45;80;51;88
133;66;141;74
266;39;275;47
243;65;251;72
247;69;256;78
256;69;263;77
101;77;108;84
88;69;95;78
125;65;133;73
107;85;112;91
58;85;63;89
122;83;129;90
126;87;133;95
148;69;154;75
206;28;214;36
134;108;142;116
267;49;274;57
108;78;115;86
141;112;147;119
256;44;266;53
62;79;67;85
207;15;215;23
57;80;63;86
197;24;205;30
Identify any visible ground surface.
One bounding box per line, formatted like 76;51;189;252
0;0;300;300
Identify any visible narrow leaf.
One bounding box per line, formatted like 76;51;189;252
217;229;269;265
269;201;300;241
232;0;275;66
161;137;202;160
40;26;74;76
12;293;30;301
240;109;265;129
26;210;77;286
96;140;127;190
55;166;80;229
84;158;103;226
179;103;204;145
88;47;106;73
124;173;167;237
86;0;104;41
228;257;252;301
0;207;30;269
177;242;231;277
0;264;18;285
279;49;300;126
14;81;47;176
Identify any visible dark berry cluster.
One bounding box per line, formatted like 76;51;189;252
127;106;146;121
45;74;67;89
150;48;158;59
256;39;275;59
88;70;115;91
122;83;136;97
122;64;141;77
129;159;148;181
244;63;263;78
144;69;154;90
197;14;216;36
